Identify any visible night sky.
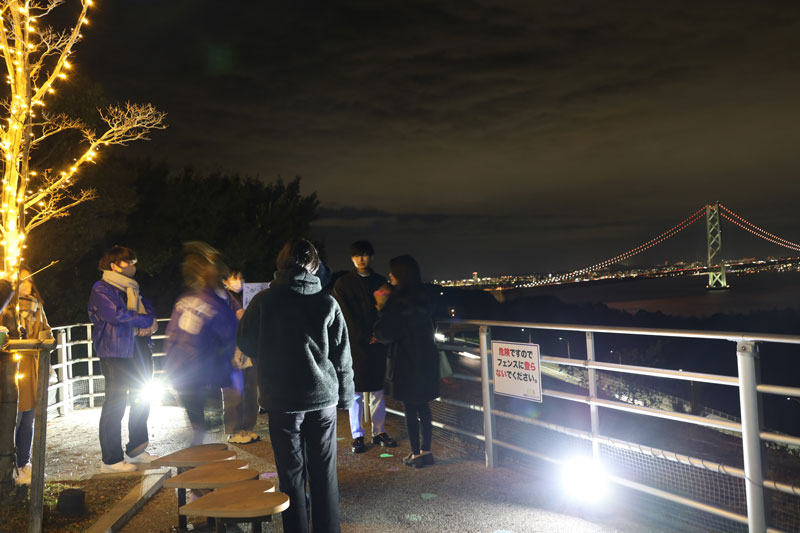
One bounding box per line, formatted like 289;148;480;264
77;1;800;279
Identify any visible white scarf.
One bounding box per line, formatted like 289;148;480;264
101;270;157;335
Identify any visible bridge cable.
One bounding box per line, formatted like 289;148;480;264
529;206;706;286
718;204;800;252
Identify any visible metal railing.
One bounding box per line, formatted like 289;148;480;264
426;319;800;533
48;319;169;415
46;318;800;532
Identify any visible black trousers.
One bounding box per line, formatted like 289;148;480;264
403;401;432;455
98;338;152;464
268;406;340;533
175;385;222;445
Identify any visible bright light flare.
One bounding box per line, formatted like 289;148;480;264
434;333;447;342
458;351;480;360
561;457;610;503
141;379;166;406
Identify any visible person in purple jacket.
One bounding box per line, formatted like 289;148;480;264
164;242;238;446
88;246;158;473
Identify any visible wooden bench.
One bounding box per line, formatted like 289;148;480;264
151;444;238;529
150;443;235;469
180;479;289;533
165;460;258;529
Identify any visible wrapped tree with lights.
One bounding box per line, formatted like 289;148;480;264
0;0;166;279
0;0;165;501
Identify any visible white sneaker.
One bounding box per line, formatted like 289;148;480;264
100;461;137;473
17;463;32;485
126;451;154;464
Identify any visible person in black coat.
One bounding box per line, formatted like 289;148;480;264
374;255;439;468
333;240;396;454
238;238;354;533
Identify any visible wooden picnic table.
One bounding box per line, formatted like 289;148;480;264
180;479;288;533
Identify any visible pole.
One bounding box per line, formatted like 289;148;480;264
586;332;600;460
0;350;19;498
479;326;495;468
86;324;94;408
56;330;67;416
29;345;53;533
736;341;766;532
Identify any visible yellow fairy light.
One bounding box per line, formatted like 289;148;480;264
15;373;23;380
13;354;21;361
58;73;67;79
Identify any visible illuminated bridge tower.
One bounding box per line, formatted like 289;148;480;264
705;202;729;290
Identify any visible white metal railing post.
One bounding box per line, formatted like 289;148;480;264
736;340;766;533
479;325;496;468
586;331;600;460
65;327;74;413
56;330;68;416
86;324;94;407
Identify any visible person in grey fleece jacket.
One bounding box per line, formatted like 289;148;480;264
237;237;354;533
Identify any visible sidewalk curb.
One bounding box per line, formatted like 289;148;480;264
85;467;171;533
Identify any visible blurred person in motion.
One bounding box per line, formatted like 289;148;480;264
374;255;439;468
2;266;53;484
88;246;158;473
165;242;238;446
238;237;354;533
221;269;259;444
332;240;396;453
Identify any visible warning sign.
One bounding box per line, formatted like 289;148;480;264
491;340;542;402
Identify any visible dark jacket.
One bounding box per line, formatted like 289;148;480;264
332;269;387;392
164;287;238;389
374;285;440;403
88;280;156;359
237;267;354;413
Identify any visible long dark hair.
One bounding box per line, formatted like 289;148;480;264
19;265;44;306
389;255;422;289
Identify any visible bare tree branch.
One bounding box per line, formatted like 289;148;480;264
0;0;165;276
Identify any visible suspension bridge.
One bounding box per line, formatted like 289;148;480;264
532;203;800;289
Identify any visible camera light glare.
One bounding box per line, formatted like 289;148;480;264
561;457;609;503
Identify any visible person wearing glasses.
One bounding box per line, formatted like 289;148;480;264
88;246;158;473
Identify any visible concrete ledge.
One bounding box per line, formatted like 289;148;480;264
85;467;171;533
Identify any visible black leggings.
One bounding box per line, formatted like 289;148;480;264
403;401;432;455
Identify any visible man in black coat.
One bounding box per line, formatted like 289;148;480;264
333;240;397;453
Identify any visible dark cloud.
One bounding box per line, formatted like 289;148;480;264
70;0;800;275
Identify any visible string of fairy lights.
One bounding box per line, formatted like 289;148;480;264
0;0;94;278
